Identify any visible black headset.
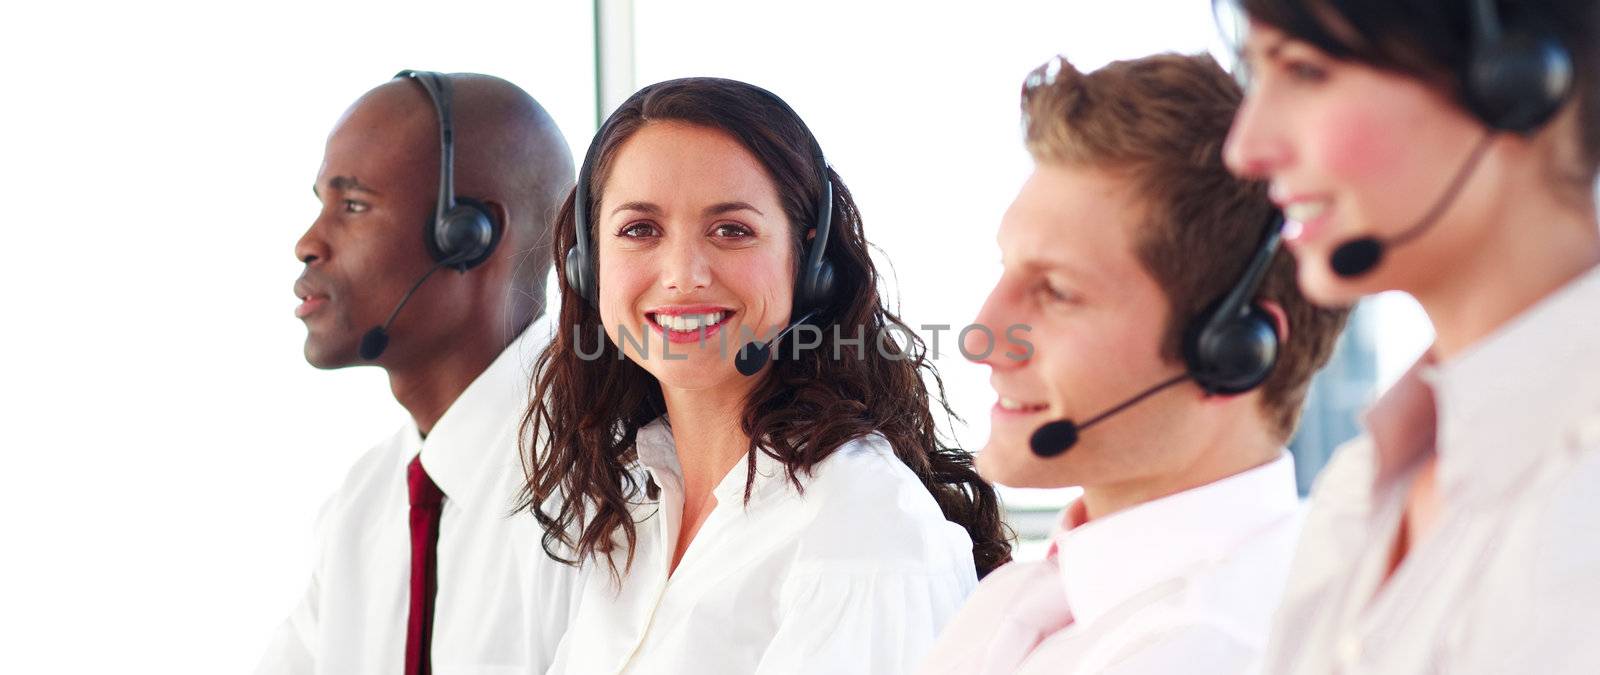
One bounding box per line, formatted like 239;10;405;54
564;79;835;313
1182;211;1285;395
394;69;502;270
1463;0;1574;134
1027;208;1285;457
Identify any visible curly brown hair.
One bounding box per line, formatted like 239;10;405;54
518;77;1012;580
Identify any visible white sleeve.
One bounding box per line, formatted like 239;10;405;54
253;493;339;675
752;563;973;675
252;577;317;675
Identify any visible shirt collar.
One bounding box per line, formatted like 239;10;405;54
1051;453;1299;628
1362;356;1440;490
1365;264;1600;505
633;417;790;507
417;316;553;507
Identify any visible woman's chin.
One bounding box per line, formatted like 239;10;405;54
642;352;745;391
1296;257;1371;308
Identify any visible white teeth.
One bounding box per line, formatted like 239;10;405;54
998;397;1043;412
1284;201;1328;224
659;311;726;332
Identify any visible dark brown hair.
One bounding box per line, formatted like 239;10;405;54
1021;53;1350;439
1227;0;1600;191
520;77;1011;579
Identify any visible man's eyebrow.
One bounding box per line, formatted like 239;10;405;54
1021;256;1080;276
1006;251;1099;288
315;175;381;197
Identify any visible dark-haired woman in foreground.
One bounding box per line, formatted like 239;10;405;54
520;77;1010;674
1223;0;1600;672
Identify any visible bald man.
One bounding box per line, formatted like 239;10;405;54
257;72;579;675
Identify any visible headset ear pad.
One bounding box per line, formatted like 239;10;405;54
1465;22;1574;133
564;244;594;305
1184;303;1281;396
432;197;500;270
796;252;835;311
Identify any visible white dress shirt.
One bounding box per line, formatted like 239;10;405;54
255;319;583;675
919;453;1302;675
546;419;978;675
1264;264;1600;674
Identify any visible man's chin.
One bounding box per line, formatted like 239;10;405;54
302;337;361;370
975;438;1067;489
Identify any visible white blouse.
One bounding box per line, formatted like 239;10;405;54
546;419;979;675
1263;264;1600;674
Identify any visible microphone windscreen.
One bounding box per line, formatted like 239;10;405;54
1029;419;1079;458
1330;238;1383;279
735;342;770;377
359;327;390;361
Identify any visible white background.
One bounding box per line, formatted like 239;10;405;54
0;1;1430;672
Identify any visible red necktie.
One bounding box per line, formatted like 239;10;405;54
406;456;445;675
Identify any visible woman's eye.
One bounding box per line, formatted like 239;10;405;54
711;223;753;238
619;222;659;238
1283;59;1328;83
343;200;369;214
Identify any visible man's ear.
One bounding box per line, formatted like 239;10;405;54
1259;299;1290;344
1203;300;1289;405
484;198;510;236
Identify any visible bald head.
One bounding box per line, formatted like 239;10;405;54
338;73;574;310
298;73;573;373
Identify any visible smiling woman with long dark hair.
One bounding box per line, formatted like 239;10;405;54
518;77;1010;674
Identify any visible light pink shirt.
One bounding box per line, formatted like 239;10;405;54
1263;264;1600;674
919;454;1301;675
